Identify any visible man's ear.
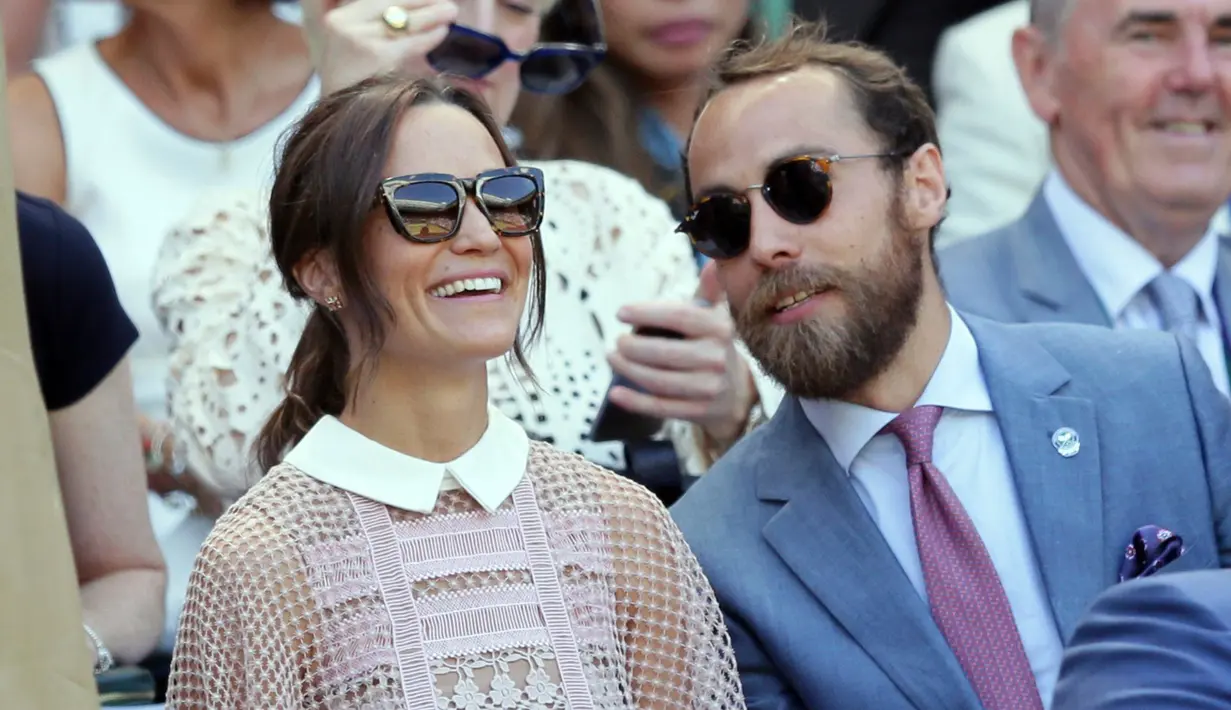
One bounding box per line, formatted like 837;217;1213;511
1012;25;1062;126
293;249;342;307
902;143;947;232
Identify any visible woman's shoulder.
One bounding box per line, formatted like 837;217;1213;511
526;442;672;519
205;465;349;554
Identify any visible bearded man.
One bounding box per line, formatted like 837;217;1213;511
670;22;1231;710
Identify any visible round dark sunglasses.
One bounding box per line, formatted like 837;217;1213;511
377;166;546;243
428;24;606;95
676;153;897;260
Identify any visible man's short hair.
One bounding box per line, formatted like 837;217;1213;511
684;21;939;201
682;20;946;250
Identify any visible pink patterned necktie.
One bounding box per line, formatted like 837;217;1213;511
884;406;1043;710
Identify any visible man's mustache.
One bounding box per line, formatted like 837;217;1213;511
740;266;850;318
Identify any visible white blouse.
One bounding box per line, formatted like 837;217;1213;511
32;42;319;418
154;160;727;500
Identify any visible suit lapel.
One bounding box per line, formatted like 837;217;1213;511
757;400;979;710
965;317;1107;641
1011;193;1112;327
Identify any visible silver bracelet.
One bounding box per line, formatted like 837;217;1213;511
83;623;114;675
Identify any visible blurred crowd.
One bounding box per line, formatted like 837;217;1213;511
5;0;1231;707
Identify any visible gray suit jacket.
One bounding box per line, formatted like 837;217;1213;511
671;317;1231;710
1052;569;1231;709
937;191;1231;334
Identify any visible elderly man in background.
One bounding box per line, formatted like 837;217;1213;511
941;0;1231;397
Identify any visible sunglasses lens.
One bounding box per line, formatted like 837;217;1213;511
763;158;832;224
390;182;460;240
479;175;540;234
520;48;600;94
685;196;752;260
427;27;506;78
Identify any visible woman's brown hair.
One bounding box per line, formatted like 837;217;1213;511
255;74;548;471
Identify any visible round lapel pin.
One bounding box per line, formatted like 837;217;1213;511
1051;427;1080;458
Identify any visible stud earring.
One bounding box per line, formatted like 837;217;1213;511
324;294;344;312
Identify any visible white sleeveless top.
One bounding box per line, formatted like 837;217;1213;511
32;43;320;417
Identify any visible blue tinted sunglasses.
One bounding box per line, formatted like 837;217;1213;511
427;24;606;95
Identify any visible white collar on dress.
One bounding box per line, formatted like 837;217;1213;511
283;405;530;513
799;305;993;473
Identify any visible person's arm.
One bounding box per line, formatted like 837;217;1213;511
1051;575;1231;710
21;192;166;664
7;73;67;203
2;0;52;75
153;191;310;501
50;356;166;666
166;502;315;708
165;530;246;708
608;477;747;709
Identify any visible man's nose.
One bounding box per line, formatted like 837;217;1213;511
746;194;804;269
1167;33;1218;93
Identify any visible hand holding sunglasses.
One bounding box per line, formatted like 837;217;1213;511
676;152;897;260
316;0;461;94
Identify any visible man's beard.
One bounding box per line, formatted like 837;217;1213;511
731;221;925;401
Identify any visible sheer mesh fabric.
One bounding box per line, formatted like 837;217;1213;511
167;443;745;709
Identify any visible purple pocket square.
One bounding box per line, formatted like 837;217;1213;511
1118;525;1186;583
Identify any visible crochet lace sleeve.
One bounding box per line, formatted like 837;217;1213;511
153;192;309;501
603;476;747;708
165;503;310;708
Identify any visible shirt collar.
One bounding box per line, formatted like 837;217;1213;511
283;405;530;513
1044;170;1220;321
799;306;992;473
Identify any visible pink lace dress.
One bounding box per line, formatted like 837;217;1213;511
166;411;745;709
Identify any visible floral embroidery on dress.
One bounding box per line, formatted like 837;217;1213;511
432;649;566;709
165;448;747;709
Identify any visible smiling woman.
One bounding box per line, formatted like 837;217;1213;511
255;75;547;468
166;73;746;710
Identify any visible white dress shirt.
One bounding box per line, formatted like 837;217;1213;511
800;307;1064;707
285;405;530;513
1044;171;1230;395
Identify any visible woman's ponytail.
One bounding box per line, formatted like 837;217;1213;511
254;309;350;471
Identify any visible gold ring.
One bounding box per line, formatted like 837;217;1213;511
382;5;410;32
